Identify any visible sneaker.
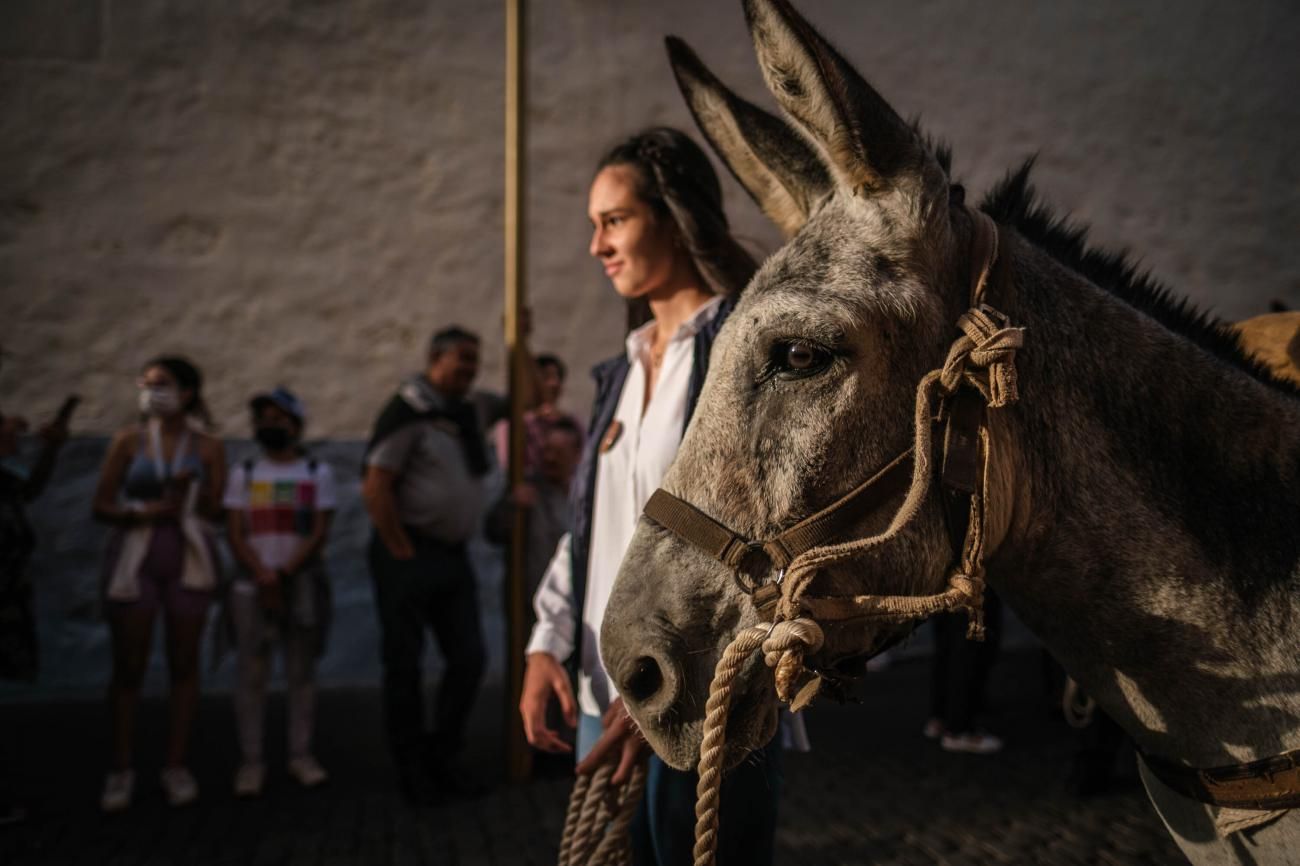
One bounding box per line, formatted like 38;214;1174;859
160;767;199;807
921;718;944;739
940;731;1005;755
287;755;328;788
101;770;134;813
233;762;265;798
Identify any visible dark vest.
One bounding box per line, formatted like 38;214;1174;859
567;295;736;665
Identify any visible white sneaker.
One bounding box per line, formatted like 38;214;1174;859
234;762;265;798
100;770;135;813
921;718;944;739
288;755;328;788
160;767;199;806
940;731;1005;755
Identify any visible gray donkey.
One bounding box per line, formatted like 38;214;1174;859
599;1;1300;862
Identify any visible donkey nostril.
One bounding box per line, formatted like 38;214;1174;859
624;656;664;704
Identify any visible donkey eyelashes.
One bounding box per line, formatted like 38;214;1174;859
761;338;835;382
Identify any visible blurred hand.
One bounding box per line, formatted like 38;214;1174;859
520;651;577;754
574;698;646;785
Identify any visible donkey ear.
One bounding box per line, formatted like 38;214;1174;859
743;0;927;194
666;36;831;238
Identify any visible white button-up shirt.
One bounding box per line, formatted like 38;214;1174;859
526;295;723;716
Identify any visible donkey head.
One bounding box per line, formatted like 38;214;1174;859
601;0;989;770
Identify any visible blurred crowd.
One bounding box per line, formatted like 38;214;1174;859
0;125;1130;865
0;337;585;815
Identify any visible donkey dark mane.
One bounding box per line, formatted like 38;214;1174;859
977;159;1300;398
914;121;1297;396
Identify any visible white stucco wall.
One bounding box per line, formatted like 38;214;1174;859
2;0;1296;437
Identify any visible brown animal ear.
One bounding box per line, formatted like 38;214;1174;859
742;0;930;195
666;36;831;238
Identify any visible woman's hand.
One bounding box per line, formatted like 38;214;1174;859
574;698;647;784
520;651;577;753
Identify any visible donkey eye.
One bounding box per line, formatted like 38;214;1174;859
771;341;831;379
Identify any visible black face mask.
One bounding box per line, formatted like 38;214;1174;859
255;426;294;452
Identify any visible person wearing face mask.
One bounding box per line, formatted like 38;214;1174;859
220;387;336;797
92;356;225;812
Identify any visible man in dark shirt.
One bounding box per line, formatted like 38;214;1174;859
362;326;508;802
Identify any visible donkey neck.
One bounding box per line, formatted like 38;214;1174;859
986;232;1300;767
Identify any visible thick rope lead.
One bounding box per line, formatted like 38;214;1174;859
690;304;1022;866
693;620;824;866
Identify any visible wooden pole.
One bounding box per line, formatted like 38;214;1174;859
503;0;532;783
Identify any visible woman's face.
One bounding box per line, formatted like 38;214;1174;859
588;164;680;300
138;365;189;417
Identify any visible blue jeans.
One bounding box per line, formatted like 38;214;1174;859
577;713;604;761
576;713;780;866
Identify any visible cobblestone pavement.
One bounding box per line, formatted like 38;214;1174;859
1;651;1183;865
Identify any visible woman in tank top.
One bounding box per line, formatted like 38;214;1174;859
91;356;225;812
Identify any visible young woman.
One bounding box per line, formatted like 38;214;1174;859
519;128;781;865
92;356;225;811
222;388;335;796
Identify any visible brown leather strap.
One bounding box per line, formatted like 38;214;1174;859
642;489;756;570
644;448;915;578
1143;749;1300;810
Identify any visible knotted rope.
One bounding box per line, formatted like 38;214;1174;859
693;620;823;866
558;211;1024;866
690;236;1023;865
775;298;1023;636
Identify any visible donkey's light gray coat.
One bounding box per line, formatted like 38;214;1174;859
600;1;1300;863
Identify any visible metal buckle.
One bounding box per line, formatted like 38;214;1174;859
731;541;783;597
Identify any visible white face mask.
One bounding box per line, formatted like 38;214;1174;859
138;386;182;417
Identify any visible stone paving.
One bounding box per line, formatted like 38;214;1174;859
0;651;1183;865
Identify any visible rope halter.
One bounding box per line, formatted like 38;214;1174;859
638;209;1025;866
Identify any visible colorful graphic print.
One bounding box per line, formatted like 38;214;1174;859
248;479;317;536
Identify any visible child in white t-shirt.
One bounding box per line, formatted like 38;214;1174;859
222;388;337;797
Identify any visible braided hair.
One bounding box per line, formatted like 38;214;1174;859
597;127;758;331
